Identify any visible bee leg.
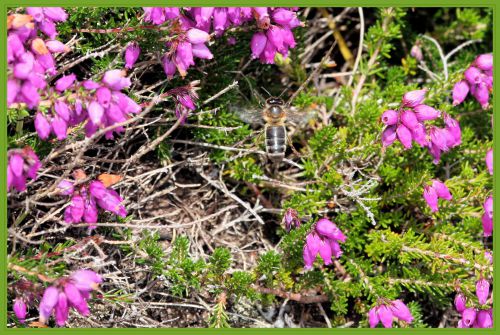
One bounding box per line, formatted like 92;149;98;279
286;134;302;158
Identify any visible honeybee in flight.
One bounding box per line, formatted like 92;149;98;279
234;94;315;164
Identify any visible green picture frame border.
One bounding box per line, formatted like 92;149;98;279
1;1;497;333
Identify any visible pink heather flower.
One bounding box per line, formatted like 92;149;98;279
476;279;490;305
423;185;439;212
381;110;398;125
396;124;412;149
413;104;440;121
186;28;210;44
455;293;466;313
303;218;345;269
389;300;413;323
431;180;452;200
410;44;423;61
368;306;380;328
475;309;493;328
191;43;213;59
412;123;428;147
382;126;397;147
35;112;52;140
13;298;27;323
377;305;394;328
65;194;85;224
102;69;131;90
39;270;102;326
42;7;68;22
464;66;483;85
303;232;321;269
443;113;461;147
315;218;346;242
96;86;111;108
486;149;493;175
472;82;490;109
402;89;427;107
162;55;177;78
462;308;477;327
452;80;470;106
46;40;69;53
7;148;41;192
39;286;59;323
88;101;104;125
57;180;74;195
124;42;140;69
55;73;76;92
400;110;419;129
474;54;493;71
250;32;267;59
283;208;300;232
429;127;450;151
482;196;493;237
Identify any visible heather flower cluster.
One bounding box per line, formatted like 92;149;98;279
452;54;493;109
7;8;68;108
283;208;301;232
303;218;346;269
143;7;302;78
34;69;141;141
381;89;461;164
455;279;492;328
7;148;41;192
423;179;452;212
58;178;127;230
368;299;414;328
38;270;102;326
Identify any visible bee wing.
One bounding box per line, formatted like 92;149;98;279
286;106;318;127
230;105;264;126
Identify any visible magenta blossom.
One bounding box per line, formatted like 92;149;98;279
7;147;41;192
423;180;452;212
283;208;301;232
13;298;27;323
59;178;127;230
482;196;493;237
452;53;493;109
368;299;413;328
38;270;102;326
486;149;493;175
124;42;140;69
303;218;345;269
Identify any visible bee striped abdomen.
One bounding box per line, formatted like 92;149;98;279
265;125;286;163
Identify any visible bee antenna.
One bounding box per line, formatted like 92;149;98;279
278;86;289;99
260;86;272;97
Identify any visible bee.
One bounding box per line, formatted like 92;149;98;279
233;94;315;164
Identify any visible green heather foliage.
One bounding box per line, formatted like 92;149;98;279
7;7;493;328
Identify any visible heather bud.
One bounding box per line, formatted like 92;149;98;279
462;308;477;327
476;309;493;328
423;185;439;212
396;124;412;149
250;32;267;58
474;54;493;71
455;293;466;313
381;110;398;125
464;66;483;85
186;28;210;44
452;80;470;106
400;110;419;129
413;104;440;121
382;126;397;147
35;112;51;140
13;299;27;323
124;42;140;69
402;89;427;107
486;149;493;175
431;180;452;200
410;44;423;61
476;279;490;305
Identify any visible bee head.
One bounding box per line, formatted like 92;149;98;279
266;97;284;106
